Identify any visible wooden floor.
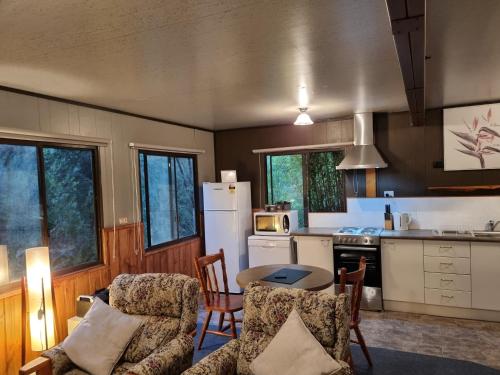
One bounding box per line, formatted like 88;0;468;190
197;306;500;370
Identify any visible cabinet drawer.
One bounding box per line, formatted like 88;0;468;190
424;272;471;291
424;256;470;274
424;241;470;258
425;288;471;308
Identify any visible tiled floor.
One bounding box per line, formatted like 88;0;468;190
198;307;500;369
359;310;500;369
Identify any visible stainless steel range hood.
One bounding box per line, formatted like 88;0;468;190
336;113;387;170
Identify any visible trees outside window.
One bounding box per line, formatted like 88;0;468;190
139;151;198;249
0;142;101;283
266;151;346;226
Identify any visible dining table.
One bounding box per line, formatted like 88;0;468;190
236;264;334;291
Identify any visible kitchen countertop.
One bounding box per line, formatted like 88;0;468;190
291;227;500;243
291;227;338;237
380;229;500;243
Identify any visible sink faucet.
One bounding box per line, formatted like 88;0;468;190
486;220;500;231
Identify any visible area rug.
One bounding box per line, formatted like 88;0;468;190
193;325;500;374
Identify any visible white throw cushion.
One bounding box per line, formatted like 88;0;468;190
62;297;143;375
250;309;342;375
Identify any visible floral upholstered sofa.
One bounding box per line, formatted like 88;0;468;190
29;273;200;375
183;281;352;375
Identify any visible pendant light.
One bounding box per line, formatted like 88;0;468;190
294;107;314;126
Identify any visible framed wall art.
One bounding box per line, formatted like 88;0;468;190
444;103;500;171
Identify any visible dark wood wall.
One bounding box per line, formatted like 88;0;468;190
214;122;364;208
215;110;500;207
375;110;500;196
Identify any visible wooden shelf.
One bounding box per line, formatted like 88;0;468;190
427;185;500;192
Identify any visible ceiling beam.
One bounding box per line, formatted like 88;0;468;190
386;0;426;126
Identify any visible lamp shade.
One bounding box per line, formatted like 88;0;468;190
25;247;56;351
294;111;314;126
0;245;8;284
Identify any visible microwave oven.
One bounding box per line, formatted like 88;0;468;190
253;210;299;236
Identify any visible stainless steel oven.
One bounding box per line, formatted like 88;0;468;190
333;227;383;311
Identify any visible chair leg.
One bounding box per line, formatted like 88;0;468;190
198;310;212;350
218;312;225;331
353;325;372;367
229;312;237;339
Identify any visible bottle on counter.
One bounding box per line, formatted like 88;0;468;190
384;204;394;230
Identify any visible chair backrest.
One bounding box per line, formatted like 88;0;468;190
236;282;351;375
193;249;230;307
338;256;366;324
109;273;199;363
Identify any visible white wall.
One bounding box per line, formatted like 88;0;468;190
309;197;500;231
0;90;215;227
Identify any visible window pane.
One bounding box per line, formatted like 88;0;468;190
266;154;305;226
308;151;346;212
43;147;99;271
139;153;149;247
147;155;177;245
0;144;42;282
175;157;196;238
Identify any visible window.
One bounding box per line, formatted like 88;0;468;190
0;142;101;283
139;151;198;249
266;151;346;226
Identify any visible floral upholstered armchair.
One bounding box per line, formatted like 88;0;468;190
21;273;200;375
183;281;352;375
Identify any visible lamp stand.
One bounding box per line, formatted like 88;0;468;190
21;275;59;365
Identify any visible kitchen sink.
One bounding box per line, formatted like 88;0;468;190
472;231;500;238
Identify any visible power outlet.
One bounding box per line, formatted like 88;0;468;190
383;191;395;197
118;217;128;225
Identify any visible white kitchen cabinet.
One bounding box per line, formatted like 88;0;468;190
471;242;500;311
381;239;425;303
425;288;471;308
425;272;471;292
424;241;470;258
424;256;471;274
295;236;334;294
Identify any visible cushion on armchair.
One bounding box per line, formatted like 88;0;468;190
237;282;349;375
250;309;342;375
62;297;143;375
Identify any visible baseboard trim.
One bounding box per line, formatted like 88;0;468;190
384;300;500;322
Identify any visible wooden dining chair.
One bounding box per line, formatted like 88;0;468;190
339;256;372;369
193;249;243;350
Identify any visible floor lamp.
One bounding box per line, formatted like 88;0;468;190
0;245;8;285
22;247;57;364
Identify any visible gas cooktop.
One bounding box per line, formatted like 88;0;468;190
333;227;383;245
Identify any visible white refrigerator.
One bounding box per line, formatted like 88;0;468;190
203;182;252;293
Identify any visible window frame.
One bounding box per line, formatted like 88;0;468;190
0;138;104;277
264;149;347;227
138;149;200;251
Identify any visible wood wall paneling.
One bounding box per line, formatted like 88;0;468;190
215;110;500;199
0;223;202;375
214;119;357;208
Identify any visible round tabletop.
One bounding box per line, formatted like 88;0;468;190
236;264;334;291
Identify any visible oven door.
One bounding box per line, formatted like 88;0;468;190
333;245;381;288
333;245;383;310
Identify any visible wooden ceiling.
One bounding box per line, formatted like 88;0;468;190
0;1;498;130
426;0;500;109
0;0;407;130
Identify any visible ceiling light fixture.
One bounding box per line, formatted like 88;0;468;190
294;107;314;126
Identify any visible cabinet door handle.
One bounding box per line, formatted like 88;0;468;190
440;262;453;266
441;294;455;299
440;278;453;282
439;246;453;249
